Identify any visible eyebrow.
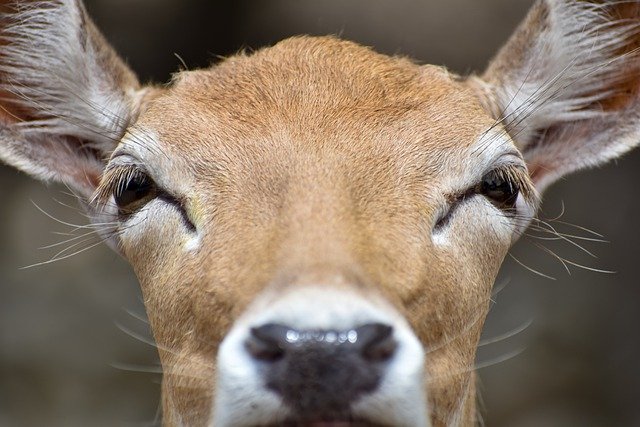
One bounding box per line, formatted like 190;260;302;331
470;125;521;160
436;126;536;202
114;127;167;161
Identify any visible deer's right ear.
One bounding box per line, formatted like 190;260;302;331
0;0;153;200
472;0;640;194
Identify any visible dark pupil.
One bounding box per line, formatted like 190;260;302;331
115;174;153;208
481;171;519;208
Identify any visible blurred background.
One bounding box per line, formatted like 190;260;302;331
1;0;640;425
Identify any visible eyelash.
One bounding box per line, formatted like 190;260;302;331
92;165;196;232
433;164;534;231
93;163;532;235
92;164;149;208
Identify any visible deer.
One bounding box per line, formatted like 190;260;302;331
1;0;639;425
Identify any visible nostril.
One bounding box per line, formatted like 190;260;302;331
245;322;396;362
246;323;291;361
356;323;397;362
243;321;398;418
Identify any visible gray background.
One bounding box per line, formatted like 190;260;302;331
1;0;640;426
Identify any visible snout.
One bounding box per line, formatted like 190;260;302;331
246;322;396;419
213;287;429;426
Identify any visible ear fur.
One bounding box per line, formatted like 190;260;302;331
0;0;146;198
473;0;640;193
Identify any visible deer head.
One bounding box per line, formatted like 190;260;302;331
1;0;639;425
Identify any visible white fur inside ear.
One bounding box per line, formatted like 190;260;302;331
479;0;640;194
0;0;137;153
493;0;635;145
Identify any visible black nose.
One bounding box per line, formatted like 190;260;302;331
245;322;397;420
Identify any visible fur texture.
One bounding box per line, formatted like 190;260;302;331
477;0;640;191
0;1;639;426
0;0;140;197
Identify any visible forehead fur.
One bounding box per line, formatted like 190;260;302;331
136;36;497;190
177;35;447;108
152;35;490;142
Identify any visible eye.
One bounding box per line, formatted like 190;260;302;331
114;170;157;214
479;169;519;209
433;165;530;234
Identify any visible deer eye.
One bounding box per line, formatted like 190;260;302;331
114;170;157;214
479;169;519;209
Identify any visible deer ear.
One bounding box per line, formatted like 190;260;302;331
0;0;151;199
473;0;640;194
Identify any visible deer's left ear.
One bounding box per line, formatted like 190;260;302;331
471;0;640;194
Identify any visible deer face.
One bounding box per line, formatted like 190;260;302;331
100;38;535;424
1;1;639;426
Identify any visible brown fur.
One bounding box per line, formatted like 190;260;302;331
1;1;639;426
122;36;504;425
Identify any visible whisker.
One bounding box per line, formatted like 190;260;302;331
50;196;88;215
530;240;572;275
426;306;487;355
110;361;209;427
491;276;511;298
30;200;95;229
474;347;527;371
428;347;526;383
49;231;111;259
550;219;605;238
115;322;160;350
125;308;150;325
508;252;556;280
529;218;598;258
115;323;212;371
20;241;102;268
525;228;608;243
20;219;136;269
38;226;118;250
110;362;163;374
479;319;533;347
543;200;566;222
560;259;616;274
